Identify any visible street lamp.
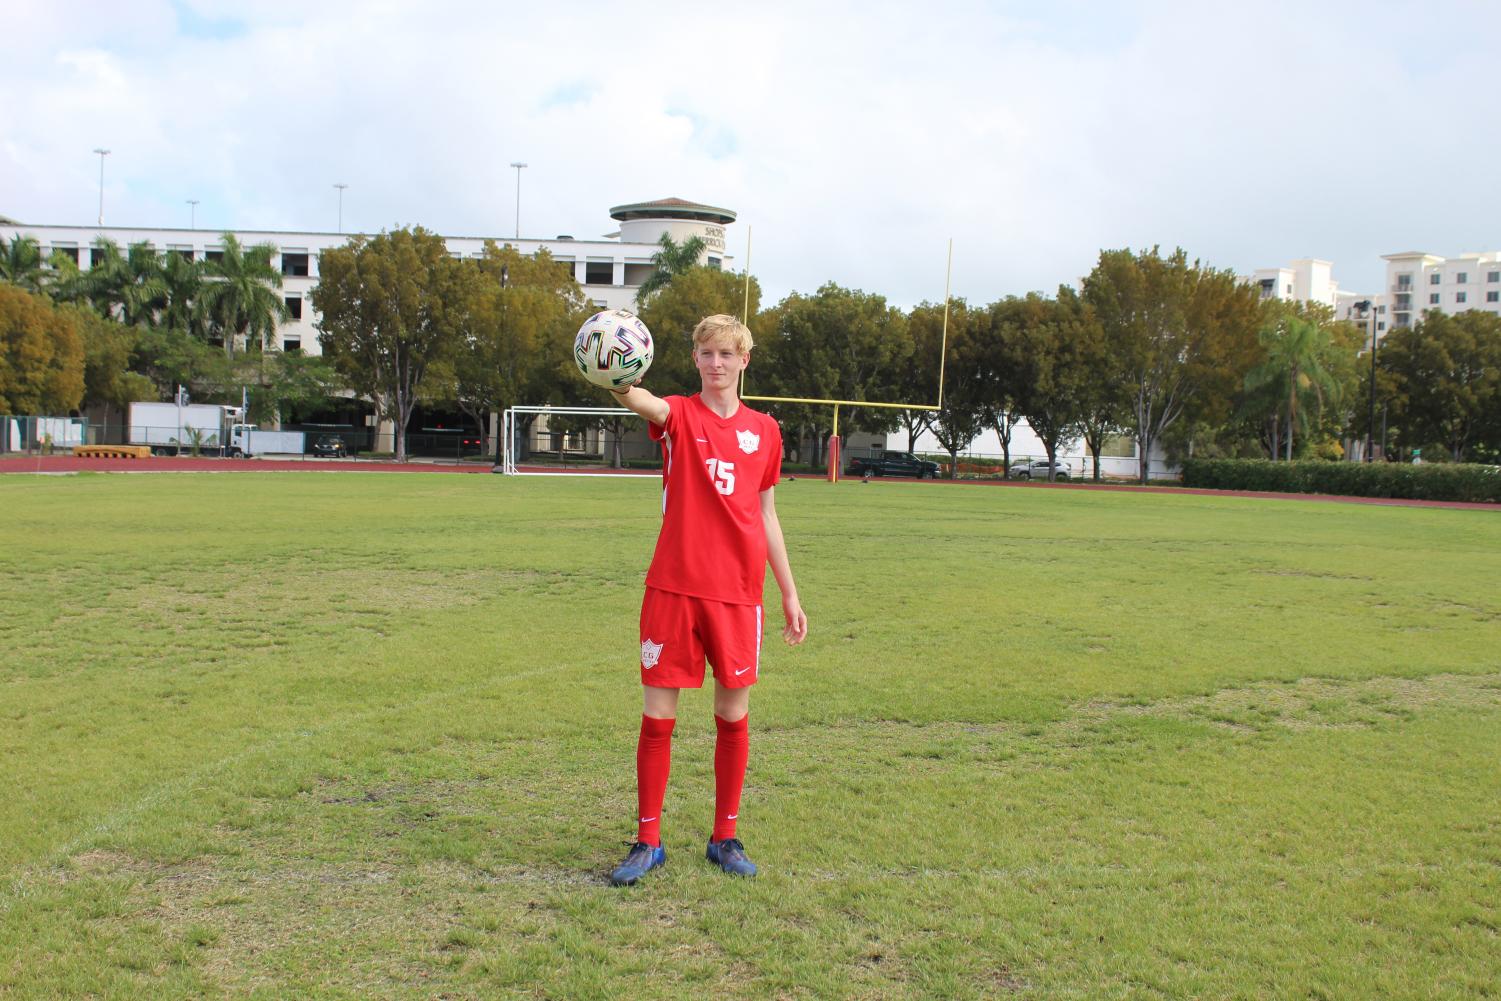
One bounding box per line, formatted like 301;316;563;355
93;148;110;225
1355;299;1377;462
333;183;348;234
187;199;199;229
510;162;527;239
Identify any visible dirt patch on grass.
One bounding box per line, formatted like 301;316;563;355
1085;672;1501;734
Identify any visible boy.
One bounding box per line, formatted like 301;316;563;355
604;314;808;885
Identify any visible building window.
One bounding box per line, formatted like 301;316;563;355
584;261;613;285
285;295;303;320
1378;321;1386;331
1430;273;1441;285
1394;295;1409;310
1487;291;1499;303
205;249;224;264
1396;274;1412;289
90;247;106;267
1456;292;1467;304
282;336;301;353
1285;283;1292;294
1489;271;1499;283
1430;293;1440;304
50;246;79;265
1456;272;1468;284
166;247;194;262
707;257;721;270
280;252;309;277
1377;305;1385;314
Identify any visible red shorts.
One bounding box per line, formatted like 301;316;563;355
639;587;763;689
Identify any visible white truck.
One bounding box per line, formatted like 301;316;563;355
229;426;305;457
129;402;243;456
126;402;305;457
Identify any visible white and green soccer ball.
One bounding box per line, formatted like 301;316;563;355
573;309;655;390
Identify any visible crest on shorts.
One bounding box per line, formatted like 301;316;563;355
736;429;760;455
640;638;663;668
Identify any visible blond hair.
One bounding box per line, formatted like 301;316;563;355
691;314;754;355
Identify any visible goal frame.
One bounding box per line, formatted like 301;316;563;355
501;405;651;477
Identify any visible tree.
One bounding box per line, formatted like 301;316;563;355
159;250;208;340
69;307;154;424
639;266;763;398
635;233;707;305
0;285;85;414
243;351;342;426
200;234;287;356
0;234;48;294
1082;247;1262;482
990;291;1100;480
895;302;949;453
68;239;168;328
439;242;590;464
1241;303;1345;460
920;301;988;477
1380;310;1501;461
753;284;909;469
312;227;471;462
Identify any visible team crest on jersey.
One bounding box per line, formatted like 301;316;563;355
641;638;663;668
736;429;760;454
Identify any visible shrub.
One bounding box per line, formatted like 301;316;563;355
1180;459;1501;504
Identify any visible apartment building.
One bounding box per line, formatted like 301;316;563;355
1383;251;1501;329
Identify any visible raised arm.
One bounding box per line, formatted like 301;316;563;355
609;382;670;426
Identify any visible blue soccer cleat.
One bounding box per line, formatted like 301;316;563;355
706;837;758;877
610;841;666;886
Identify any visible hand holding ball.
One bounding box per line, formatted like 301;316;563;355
573;309;654;390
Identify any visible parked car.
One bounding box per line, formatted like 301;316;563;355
311;434;348;458
847;450;942;479
1010;458;1072;481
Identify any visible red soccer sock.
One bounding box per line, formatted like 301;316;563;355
635;714;675;846
713;713;749;841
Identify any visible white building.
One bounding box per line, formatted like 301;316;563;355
0;196;737;358
1381;250;1501;330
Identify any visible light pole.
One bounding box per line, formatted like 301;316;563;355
93;148;110;225
187;199;198;229
333;183;348;234
493;264;510;470
1355;299;1377;462
510;162;527;239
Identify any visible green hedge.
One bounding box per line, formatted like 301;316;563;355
1180;458;1501;504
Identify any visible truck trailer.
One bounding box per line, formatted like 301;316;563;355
128;402;244;456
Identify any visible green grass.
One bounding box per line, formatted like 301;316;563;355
1;472;1498;999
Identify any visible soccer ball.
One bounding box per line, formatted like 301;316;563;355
573;309;655;390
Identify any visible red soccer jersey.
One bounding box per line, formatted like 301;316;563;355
645;394;783;605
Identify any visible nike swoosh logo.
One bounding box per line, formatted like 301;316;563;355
639;817;656;823
734;666;753;676
727;814;738;820
695;437;708;443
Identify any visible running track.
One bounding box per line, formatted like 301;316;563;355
0;455;1494;511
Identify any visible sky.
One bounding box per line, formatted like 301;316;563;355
3;0;1498;307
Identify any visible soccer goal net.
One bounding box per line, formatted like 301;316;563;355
501;405;663;477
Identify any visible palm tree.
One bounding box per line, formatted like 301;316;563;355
159;249;207;338
1244;315;1342;460
634;233;707;304
0;234;47;293
199;234;287;356
80;238;168;326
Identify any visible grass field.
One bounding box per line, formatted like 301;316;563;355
1;471;1498;1000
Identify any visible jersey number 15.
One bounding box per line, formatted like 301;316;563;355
704;458;736;495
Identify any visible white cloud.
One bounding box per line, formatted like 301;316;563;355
3;0;1498;304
